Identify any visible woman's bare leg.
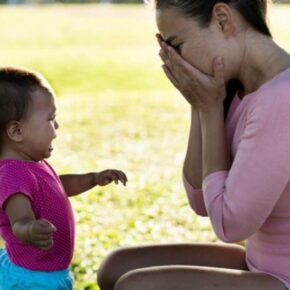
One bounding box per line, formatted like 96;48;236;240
97;243;248;290
114;265;285;290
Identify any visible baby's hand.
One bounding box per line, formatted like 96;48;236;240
95;170;128;186
27;219;56;251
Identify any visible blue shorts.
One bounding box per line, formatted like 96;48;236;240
0;249;73;290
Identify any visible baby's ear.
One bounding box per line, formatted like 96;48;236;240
6;121;24;142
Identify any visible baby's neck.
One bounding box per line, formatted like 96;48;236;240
0;147;31;161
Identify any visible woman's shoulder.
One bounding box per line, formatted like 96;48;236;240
248;67;290;115
257;67;290;100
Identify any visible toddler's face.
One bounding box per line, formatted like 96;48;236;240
21;89;59;161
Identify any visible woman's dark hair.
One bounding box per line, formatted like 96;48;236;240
154;0;272;118
0;67;52;140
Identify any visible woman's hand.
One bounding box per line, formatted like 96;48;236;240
156;33;226;113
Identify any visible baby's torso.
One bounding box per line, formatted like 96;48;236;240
0;160;75;271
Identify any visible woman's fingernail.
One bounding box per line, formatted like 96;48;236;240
217;56;223;64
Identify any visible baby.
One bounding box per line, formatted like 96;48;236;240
0;66;127;289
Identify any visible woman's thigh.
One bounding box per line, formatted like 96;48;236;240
114;265;285;290
97;243;247;290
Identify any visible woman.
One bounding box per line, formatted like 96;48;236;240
98;1;290;289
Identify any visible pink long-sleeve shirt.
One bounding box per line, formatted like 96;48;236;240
184;67;290;287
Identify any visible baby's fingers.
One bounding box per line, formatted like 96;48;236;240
115;171;128;186
33;232;53;241
107;171;127;185
34;238;54;251
31;219;56;235
102;172;118;184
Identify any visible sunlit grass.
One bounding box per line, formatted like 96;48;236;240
0;3;289;289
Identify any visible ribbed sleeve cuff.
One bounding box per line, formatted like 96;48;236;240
183;174;208;216
202;170;229;208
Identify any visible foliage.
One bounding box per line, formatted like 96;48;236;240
0;4;289;289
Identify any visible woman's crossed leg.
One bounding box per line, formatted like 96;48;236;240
97;243;285;290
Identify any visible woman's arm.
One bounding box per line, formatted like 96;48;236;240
183;107;209;216
160;40;290;242
157;35;207;215
201;94;290;242
158;39;228;180
200;106;231;179
183;106;203;188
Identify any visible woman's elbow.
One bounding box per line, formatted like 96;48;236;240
212;223;250;243
190;205;208;217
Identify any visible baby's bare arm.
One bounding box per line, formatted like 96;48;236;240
4;194;55;250
60;170;127;197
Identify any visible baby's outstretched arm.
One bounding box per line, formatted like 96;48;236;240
60;169;128;197
4;193;56;250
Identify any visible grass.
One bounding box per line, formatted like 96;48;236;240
0;3;289;289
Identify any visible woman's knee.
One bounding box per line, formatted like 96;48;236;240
98;247;128;290
114;269;152;290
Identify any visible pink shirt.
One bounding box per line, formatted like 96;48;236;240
0;159;75;271
184;67;290;287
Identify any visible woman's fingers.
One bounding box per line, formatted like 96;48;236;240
162;65;179;88
157;36;200;82
167;46;202;81
157;38;190;85
156;33;163;47
156;33;168;52
213;56;225;86
157;32;226;108
159;49;167;63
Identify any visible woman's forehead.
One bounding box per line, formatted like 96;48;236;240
156;8;195;40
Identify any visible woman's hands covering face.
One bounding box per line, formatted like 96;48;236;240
157;33;226;112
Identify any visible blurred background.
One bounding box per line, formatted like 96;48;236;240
0;1;289;289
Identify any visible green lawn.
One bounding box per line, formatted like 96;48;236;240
0;4;289;289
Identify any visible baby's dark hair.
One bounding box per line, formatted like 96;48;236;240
0;67;52;138
154;0;272;118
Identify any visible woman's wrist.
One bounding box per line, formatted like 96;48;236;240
199;103;230;178
198;103;224;118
